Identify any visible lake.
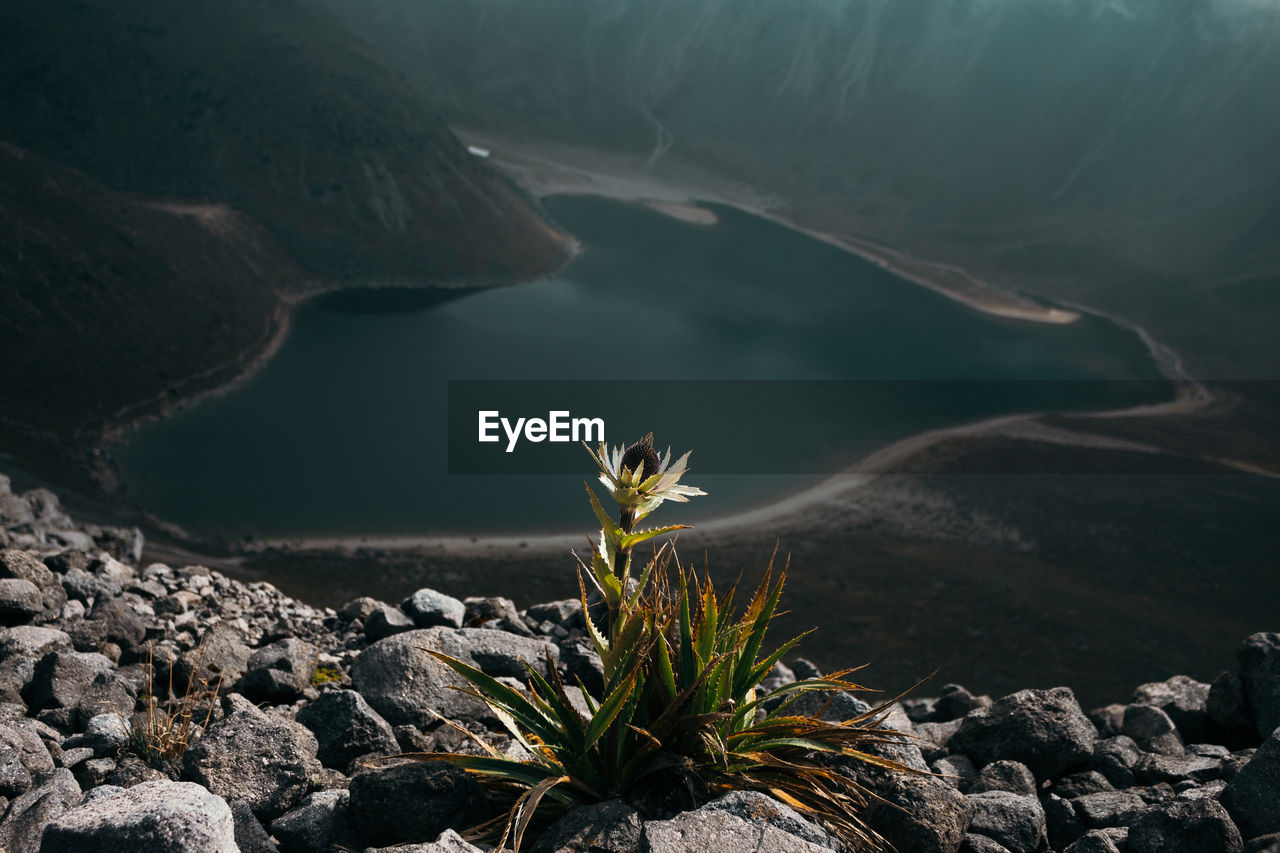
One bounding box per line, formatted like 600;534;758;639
114;196;1166;539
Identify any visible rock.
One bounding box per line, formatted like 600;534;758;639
965;791;1047;853
1132;751;1221;785
1127;797;1242;853
1050;771;1113;798
295;689;399;772
560;638;605;697
462;596;532;636
1088;705;1127;738
338;597;382;623
270;789;349;853
1089;735;1142;788
702;790;839;849
365;605;414;641
75;671;136;729
88;597;146;650
1133;675;1210;743
81;712;130;757
532;799;644;853
365;830;484;852
1209;671;1257;744
0;768;81;853
351;628;557;728
1063;830;1122;853
934;684;992;722
641;807;830;852
960;835;1013;853
107;753;169;788
864;773;973;853
0;720;55;797
970;760;1037;798
0;578;43;623
1239;633;1280;738
933;754;980;790
0;549;56;586
1222;727;1280;838
39;779;237;853
1073;791;1150;829
1043;793;1085;850
525;598;583;630
59;568;120;607
228;798;280;853
917;719;965;760
181;706;319;820
173;625;252;693
241;638;318;701
1246;834;1280;853
401;588;466;629
347;762;488;847
27;650;114;711
952;687;1097;781
1122;704;1184;755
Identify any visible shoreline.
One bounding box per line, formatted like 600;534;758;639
457;129;1081;326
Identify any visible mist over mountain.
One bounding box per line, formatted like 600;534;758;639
322;0;1280;376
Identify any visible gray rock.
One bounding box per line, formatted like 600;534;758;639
39;779;237;853
270;789;348;853
1063;829;1122;853
0;768;81;853
702;790;840;849
88;597;146;650
864;772;973;853
75;671;136;730
561;639;605;697
173;625;252;694
1127;797;1242;853
365;605;414;641
970;760;1037;798
347;762;488;847
0;578;42;623
917;718;965;760
525;598;583;630
960;834;1013;853
0;549;56;586
401;588;466;629
1043;794;1085;851
532;799;643;853
0;720;55;797
27;651;114;711
1050;771;1113;799
365;830;484;852
59;568;120;607
1246;833;1280;853
181;706;319;820
1122;704;1184;755
1073;791;1150;829
1133;675;1210;743
934;684;992;722
1088;705;1127;738
933;754;980;790
1239;633;1280;738
1132;751;1221;785
1222;726;1280;838
1088;735;1143;788
228;798;280;853
462;596;532;636
295;689;399;772
966;790;1047;853
351;628;557;728
641;807;830;852
241;638;318;701
1208;671;1249;732
81;713;130;756
338;597;382;623
952;687;1097;781
107;753;169;788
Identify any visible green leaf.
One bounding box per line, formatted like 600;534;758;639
618;524;688;551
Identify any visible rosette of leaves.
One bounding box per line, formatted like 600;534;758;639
414;436;914;851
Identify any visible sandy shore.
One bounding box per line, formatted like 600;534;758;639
458;129;1079;325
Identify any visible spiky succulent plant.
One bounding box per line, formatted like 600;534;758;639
414;436;913;852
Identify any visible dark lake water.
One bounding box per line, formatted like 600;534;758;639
114;196;1166;538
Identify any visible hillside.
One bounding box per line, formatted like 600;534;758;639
0;0;570;281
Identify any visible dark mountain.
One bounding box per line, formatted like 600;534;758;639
0;0;570;281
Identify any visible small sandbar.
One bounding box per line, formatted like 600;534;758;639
645;201;719;226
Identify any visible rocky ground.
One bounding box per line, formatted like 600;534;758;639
1;473;1278;853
